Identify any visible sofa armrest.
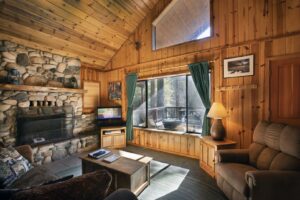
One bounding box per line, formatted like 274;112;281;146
104;189;137;200
215;149;249;164
15;145;34;163
246;171;300;200
11;170;112;200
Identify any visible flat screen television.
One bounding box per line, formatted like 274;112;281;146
97;107;122;120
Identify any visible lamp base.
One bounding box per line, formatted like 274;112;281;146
210;119;226;141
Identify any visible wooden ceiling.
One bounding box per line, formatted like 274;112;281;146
0;0;159;70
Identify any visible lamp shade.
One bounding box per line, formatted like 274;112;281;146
207;102;227;119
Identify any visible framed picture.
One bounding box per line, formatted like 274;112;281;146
108;81;121;100
223;55;254;78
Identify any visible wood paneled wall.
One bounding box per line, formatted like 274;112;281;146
99;0;300;148
80;66;104;113
80;66;127;118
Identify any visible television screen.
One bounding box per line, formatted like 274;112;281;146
97;107;122;120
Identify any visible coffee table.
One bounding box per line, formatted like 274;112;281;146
78;149;152;195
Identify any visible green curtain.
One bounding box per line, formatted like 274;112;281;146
126;73;138;141
188;62;211;136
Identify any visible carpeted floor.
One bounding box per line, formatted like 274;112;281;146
124;145;227;200
149;160;169;178
45;145;227;200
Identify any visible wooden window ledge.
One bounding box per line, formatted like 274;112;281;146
133;127;202;138
0;84;85;94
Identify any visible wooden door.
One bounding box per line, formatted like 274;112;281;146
102;136;113;148
113;135;125;147
270;57;300;126
201;142;209;165
83;81;100;113
207;146;215;169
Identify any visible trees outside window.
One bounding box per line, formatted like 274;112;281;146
132;81;147;127
132;75;208;134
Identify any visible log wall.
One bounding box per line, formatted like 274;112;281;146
99;0;300;149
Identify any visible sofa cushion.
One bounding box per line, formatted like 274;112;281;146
253;121;269;145
280;126;300;159
0;147;32;188
249;143;265;167
215;163;257;197
8;166;58;189
270;152;300;170
11;170;112;200
216;174;247;200
264;123;285;150
256;147;280;170
104;189;138;200
0;161;15;189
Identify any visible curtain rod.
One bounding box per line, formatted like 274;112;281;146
126;59;215;77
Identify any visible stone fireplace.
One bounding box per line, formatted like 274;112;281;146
0;40;98;165
16;106;74;146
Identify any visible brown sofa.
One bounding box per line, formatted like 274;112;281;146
215;121;300;200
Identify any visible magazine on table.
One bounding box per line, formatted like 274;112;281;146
88;149;110;159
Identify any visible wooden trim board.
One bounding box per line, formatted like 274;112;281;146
0;84;85;93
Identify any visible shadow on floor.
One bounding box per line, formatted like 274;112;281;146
123;146;227;200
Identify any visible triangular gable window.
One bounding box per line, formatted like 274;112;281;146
152;0;212;50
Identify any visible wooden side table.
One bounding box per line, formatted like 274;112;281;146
100;126;126;148
199;136;236;177
79;149;152;195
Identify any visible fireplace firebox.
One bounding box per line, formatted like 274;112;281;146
16;106;74;146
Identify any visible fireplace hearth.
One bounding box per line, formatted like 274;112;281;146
16;106;74;146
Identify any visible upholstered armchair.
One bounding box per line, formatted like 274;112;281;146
215;121;300;200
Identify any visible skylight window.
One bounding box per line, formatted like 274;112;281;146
152;0;212;50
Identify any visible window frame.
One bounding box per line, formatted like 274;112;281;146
132;80;148;128
133;74;210;134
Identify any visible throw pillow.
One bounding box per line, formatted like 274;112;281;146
0;147;32;188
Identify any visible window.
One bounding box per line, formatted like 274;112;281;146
133;75;209;134
148;76;186;132
132;81;147;127
152;0;211;50
187;76;206;133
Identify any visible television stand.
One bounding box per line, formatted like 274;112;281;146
97;120;126;127
100;126;126;148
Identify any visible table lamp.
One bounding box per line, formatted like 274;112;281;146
207;102;227;140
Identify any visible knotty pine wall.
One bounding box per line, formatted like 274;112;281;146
80;66;104;112
81;66;127;120
98;0;300;149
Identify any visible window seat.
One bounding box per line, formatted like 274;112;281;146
130;128;202;159
133;127;202;137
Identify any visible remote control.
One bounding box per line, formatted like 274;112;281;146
103;154;120;163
